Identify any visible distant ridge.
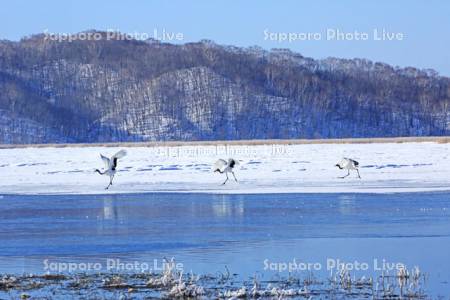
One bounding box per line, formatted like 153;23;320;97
0;31;449;143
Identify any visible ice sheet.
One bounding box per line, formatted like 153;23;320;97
0;142;449;194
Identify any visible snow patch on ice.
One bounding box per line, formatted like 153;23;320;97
0;142;449;195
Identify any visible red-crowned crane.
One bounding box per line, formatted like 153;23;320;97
336;157;361;179
214;158;239;185
95;150;127;189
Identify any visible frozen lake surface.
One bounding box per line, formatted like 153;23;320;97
0;142;449;194
1;192;450;297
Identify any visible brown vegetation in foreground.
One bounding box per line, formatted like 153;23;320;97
0;259;427;299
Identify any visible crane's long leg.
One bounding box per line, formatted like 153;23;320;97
356;169;361;179
222;173;229;185
339;170;350;179
232;171;238;182
105;175;114;190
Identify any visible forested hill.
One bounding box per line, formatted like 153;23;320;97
0;32;449;143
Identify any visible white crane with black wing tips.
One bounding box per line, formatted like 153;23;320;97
213;158;239;185
335;157;361;179
95;149;127;189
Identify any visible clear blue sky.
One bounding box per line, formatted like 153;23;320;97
1;0;450;76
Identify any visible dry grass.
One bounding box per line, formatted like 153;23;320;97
0;136;449;149
0;263;429;299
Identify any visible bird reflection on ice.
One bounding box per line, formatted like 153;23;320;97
102;197;118;220
211;195;244;218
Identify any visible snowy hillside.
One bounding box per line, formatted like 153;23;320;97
0;33;449;143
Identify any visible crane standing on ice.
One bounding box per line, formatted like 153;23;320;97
214;158;238;185
95;150;127;189
335;157;361;179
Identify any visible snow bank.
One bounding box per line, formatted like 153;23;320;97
0;142;449;195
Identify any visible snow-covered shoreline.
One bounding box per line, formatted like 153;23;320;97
0;142;449;195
